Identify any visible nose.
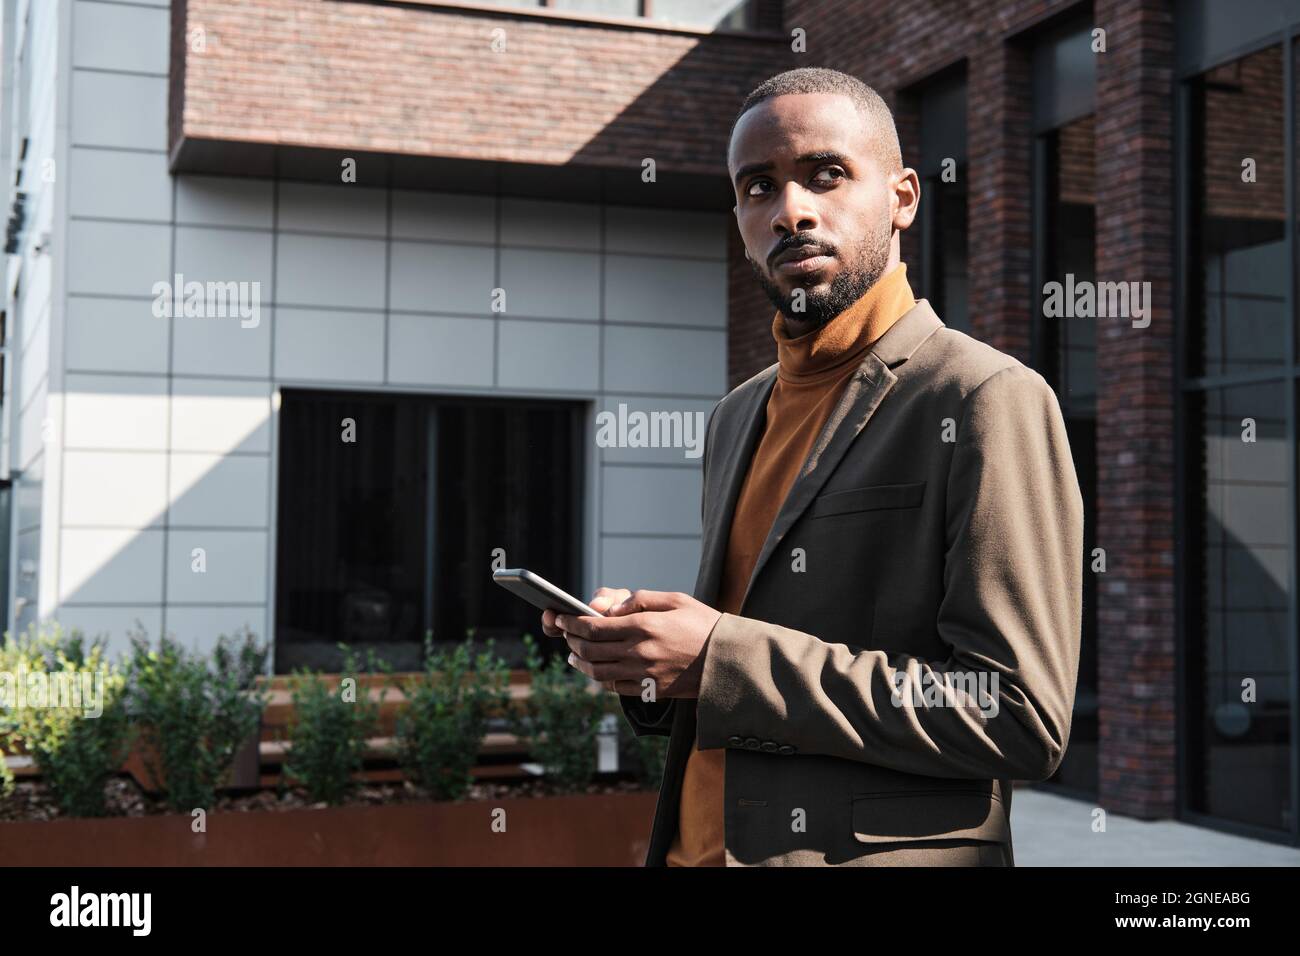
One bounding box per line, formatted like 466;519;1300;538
769;181;819;241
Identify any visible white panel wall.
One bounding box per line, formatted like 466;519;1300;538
4;0;68;637
42;0;727;663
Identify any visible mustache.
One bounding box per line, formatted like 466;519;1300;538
769;236;837;268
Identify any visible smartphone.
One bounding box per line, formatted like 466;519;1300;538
492;568;602;618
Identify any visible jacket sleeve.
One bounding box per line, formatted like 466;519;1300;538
694;364;1083;782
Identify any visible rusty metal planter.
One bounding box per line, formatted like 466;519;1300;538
0;790;657;866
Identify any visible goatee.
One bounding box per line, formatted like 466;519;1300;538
753;264;883;330
751;226;892;330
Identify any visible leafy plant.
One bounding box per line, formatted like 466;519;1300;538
0;623;133;817
510;634;607;794
124;627;269;812
212;628;270;692
283;644;388;805
393;632;510;801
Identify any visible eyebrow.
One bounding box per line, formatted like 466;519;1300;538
732;150;850;189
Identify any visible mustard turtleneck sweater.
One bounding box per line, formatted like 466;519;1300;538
666;262;917;867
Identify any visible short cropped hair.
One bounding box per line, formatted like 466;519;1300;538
731;67;903;174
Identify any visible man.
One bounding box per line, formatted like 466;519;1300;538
543;67;1083;867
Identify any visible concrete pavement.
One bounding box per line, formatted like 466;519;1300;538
1011;786;1300;866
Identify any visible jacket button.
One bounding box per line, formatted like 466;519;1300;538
759;741;778;753
777;745;795;755
727;736;744;748
744;737;761;750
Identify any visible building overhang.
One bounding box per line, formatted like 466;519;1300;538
169;0;791;209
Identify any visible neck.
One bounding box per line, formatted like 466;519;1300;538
781;313;824;339
772;262;915;382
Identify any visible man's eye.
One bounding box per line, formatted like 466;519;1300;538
746;180;771;197
813;167;845;184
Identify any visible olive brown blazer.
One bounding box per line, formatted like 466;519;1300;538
619;299;1084;867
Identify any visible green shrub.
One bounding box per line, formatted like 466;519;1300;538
212;628;271;693
283;645;388;805
125;627;269;812
0;651;14;800
394;632;510;801
510;634;607;794
0;623;133;817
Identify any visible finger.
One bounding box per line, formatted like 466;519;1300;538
564;633;635;663
567;651;595;680
608;679;649;697
554;611;635;640
589;587;632;614
598;679;645;696
595;676;655;697
541;608;564;638
607;589;681;616
554;612;593;638
565;652;641;684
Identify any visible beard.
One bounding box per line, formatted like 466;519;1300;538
750;220;893;330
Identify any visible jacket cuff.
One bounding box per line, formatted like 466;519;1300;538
696;611;787;752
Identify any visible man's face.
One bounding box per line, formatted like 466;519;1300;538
728;92;904;327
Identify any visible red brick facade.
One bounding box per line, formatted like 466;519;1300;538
1093;0;1177;818
171;0;788;177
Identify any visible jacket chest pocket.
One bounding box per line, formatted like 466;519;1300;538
807;480;926;519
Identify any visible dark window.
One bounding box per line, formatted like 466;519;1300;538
1036;111;1099;798
649;0;755;30
924;171;968;332
551;0;640;17
1040;115;1098;415
913;67;969;333
275;390;585;673
1185;43;1294;833
463;0;765;31
1029;16;1098;798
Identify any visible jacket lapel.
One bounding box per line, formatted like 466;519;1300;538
693;370;777;606
736;300;944;612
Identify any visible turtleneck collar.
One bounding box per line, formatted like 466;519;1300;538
773;262;916;384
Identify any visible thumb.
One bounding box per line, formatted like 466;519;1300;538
589;587;632;614
609;589;679;616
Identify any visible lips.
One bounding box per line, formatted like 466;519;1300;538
774;245;834;277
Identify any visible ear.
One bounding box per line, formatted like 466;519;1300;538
891;167;921;232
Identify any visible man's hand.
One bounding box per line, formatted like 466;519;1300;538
547;589;722;699
541;587;631;693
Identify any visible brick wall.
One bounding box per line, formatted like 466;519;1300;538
1203;47;1284;221
172;0;789;178
1093;0;1177;819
